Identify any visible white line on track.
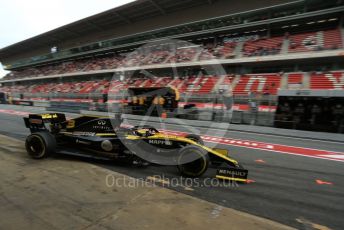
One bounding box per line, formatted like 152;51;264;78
203;139;344;163
128;118;344;145
186;125;344;145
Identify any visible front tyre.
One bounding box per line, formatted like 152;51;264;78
25;132;56;159
177;146;209;177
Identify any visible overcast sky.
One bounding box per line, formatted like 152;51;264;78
0;0;136;78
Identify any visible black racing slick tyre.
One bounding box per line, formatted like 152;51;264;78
185;134;204;145
25;132;56;159
177;146;209;177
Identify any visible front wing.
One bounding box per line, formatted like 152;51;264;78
215;167;248;182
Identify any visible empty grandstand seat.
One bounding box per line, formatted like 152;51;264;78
212;42;237;59
288;73;303;84
323;28;343;50
107;80;124;94
4;28;342;81
221;75;234;86
287;73;304;89
143;51;171;65
178;76;197;93
197;76;220;94
3;72;343;103
185;76;204;94
233;74;281;95
289;31;320;53
243;36;283;56
310;72;344;90
168;78;183;88
170;48;198;63
199;49;216;61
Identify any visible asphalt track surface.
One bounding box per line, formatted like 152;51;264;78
0;106;343;229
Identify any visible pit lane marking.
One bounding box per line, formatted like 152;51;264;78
318;154;344;160
135;117;344;145
315;180;333;185
255;159;266;163
160;130;344;163
296;217;332;230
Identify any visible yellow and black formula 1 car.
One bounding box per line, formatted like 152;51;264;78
23;113;248;182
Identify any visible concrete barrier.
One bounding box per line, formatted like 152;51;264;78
48;101;90;113
197;112;213;121
231;111;243;124
257;112;274;126
242;112;255;125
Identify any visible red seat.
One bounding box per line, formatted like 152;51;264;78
310;72;344;90
234;74;281;95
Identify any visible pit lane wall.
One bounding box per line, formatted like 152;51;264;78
49;102;274;126
24;99;273;127
5;91;343;133
0;103;342;142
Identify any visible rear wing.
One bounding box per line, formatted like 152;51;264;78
24;113;66;132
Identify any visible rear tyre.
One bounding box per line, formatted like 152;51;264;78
25;132;56;159
177;146;209;177
185;134;204;145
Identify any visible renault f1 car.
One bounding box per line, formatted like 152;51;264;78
23;113;248;182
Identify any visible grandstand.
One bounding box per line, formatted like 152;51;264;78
0;0;343;132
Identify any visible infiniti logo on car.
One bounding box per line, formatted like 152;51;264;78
98;120;106;125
